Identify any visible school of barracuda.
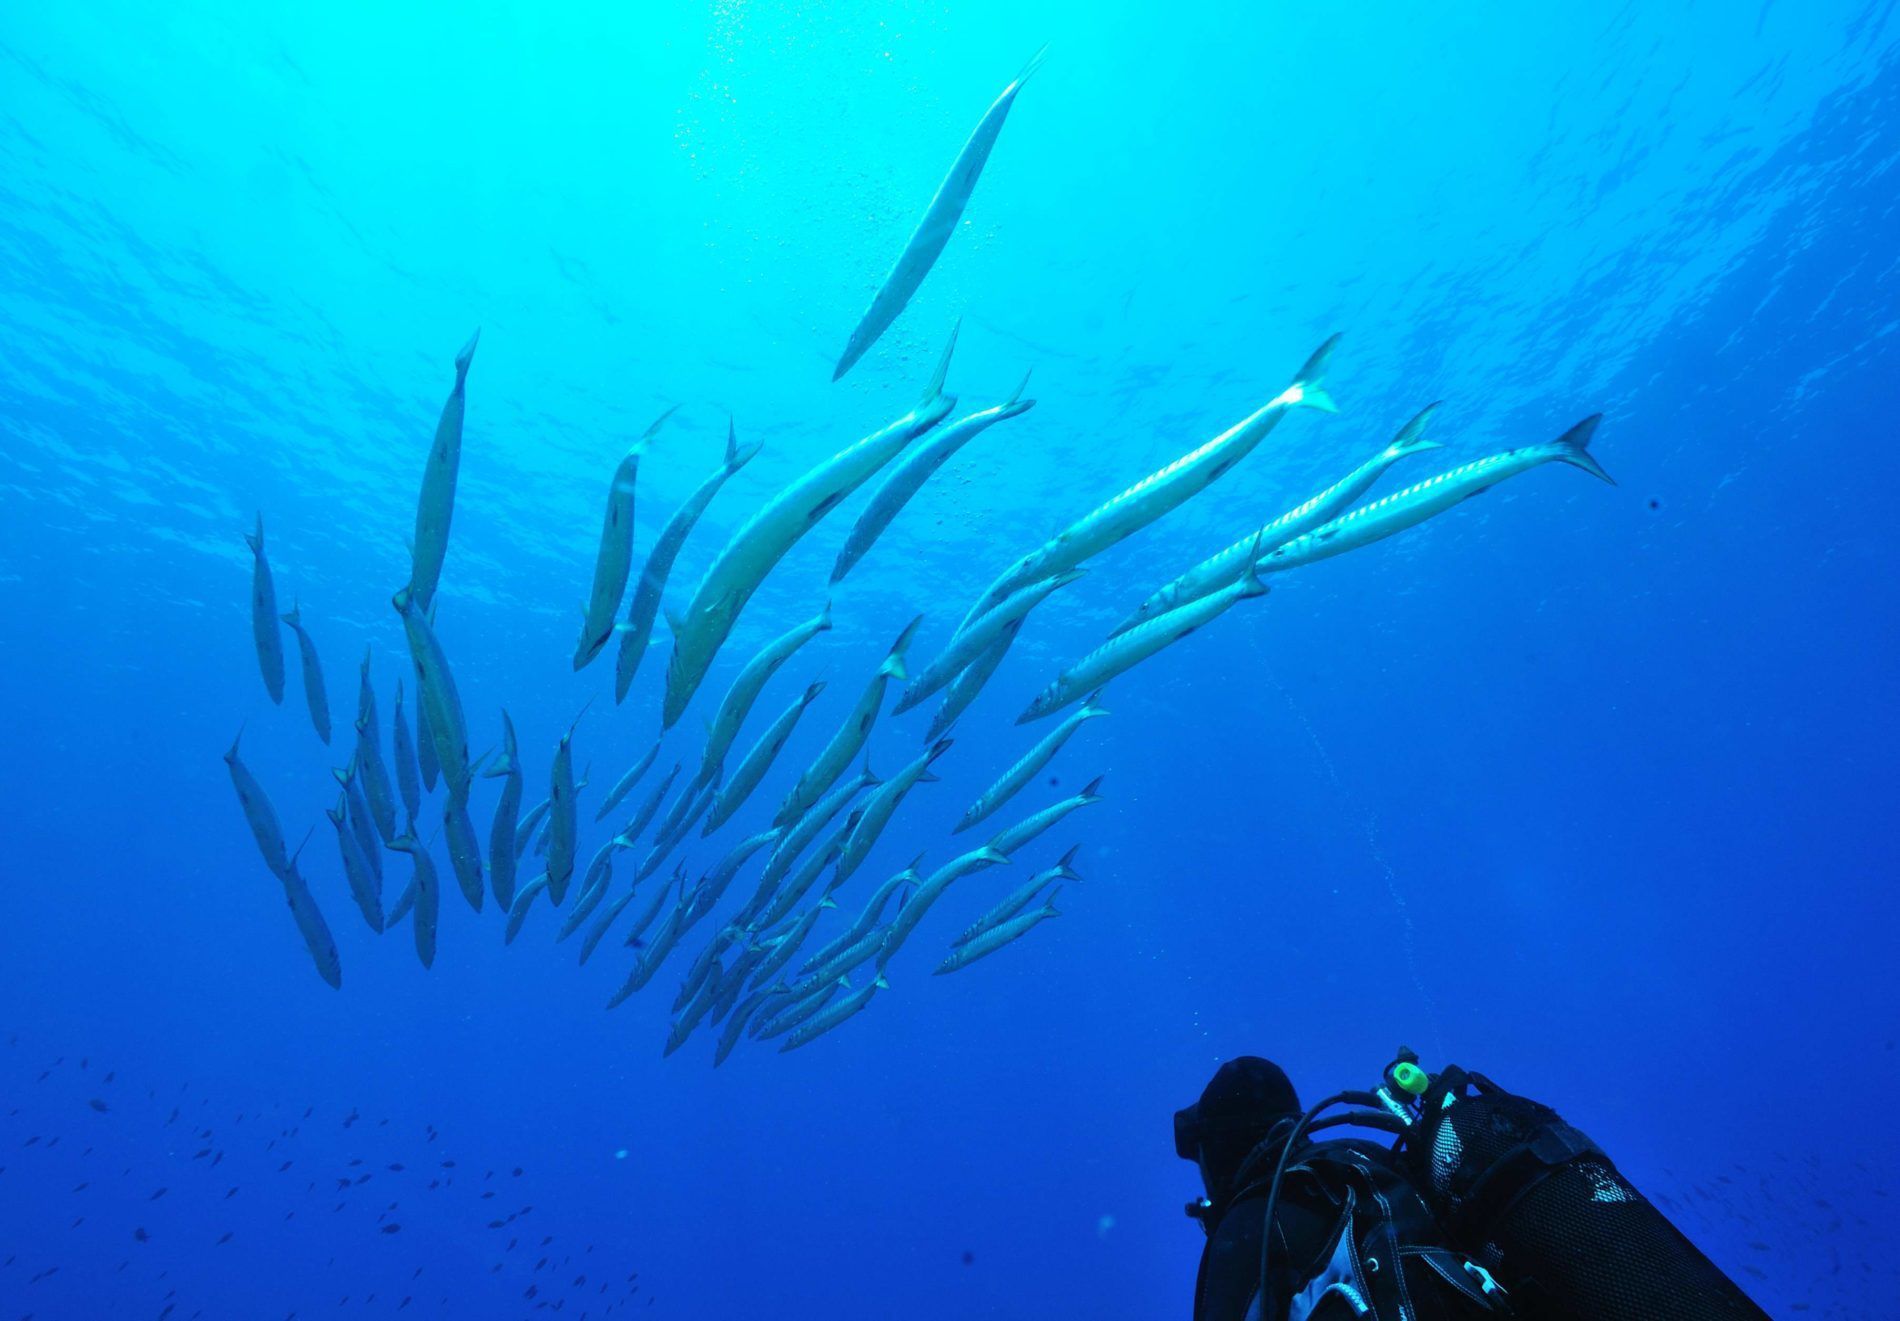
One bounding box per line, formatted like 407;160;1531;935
224;47;1613;1059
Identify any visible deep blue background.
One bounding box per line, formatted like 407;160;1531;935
2;2;1896;1317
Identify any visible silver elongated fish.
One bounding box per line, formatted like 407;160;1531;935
987;777;1103;858
575;406;676;671
385;874;418;927
664;946;741;1049
624;867;683;953
747;897;838;994
794;926;885;1002
897;572;1080;715
803;859;919;977
964;336;1338;628
755;762;878;911
955;845;1078;947
698;604;833;785
752;979;847;1042
558;849;620;942
485;710;523;911
623;762;682;847
513;795;551;863
691;828;779;920
244;514;285;704
677;923;742;1014
779;974;887;1052
279;600;329;743
332;759;382;883
831;375;1036;582
662;330;957;727
704;683;825;835
416;628;441;793
278;834;342;990
834;740;951;888
1114;404;1442;635
391;587;471;802
707;943;772;1030
832;46;1048;381
876;845;1010;972
926;618;1022;742
504;874;549;945
543;711;584;904
352;656;398;844
957;698;1106;832
387;832;440;970
442;795;485;912
615;418;762;702
1017;560;1269;723
935;890;1060;975
579;887;637;968
774;617;919;827
1256;416;1615;576
650;766;713;853
713;983;770;1066
636;880;698;971
325;791;384;934
409;330;480;614
755;828;851;933
597;741;662;823
637;779;715;883
224;728;288;877
389;679;421;820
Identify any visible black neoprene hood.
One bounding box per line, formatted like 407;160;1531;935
1176;1056;1301;1194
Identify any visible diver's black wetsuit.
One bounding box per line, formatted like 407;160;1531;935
1192;1138;1389;1321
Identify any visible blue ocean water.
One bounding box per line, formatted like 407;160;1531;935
3;1;1897;1316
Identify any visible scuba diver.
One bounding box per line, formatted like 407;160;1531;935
1176;1052;1770;1320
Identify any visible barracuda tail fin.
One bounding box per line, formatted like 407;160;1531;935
725;416;765;472
1387;402;1444;456
1552;414;1614;485
1013;43;1050;91
917;319;960;411
1079;775;1105;803
918;738;953;783
485;710;517;778
244;513;264;556
637;403;681;453
1286;334;1342;414
1056;844;1082;881
881;614;925;681
999;368;1038;420
453;328;481;385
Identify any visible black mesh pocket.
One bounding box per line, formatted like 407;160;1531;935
1484;1158;1770;1320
